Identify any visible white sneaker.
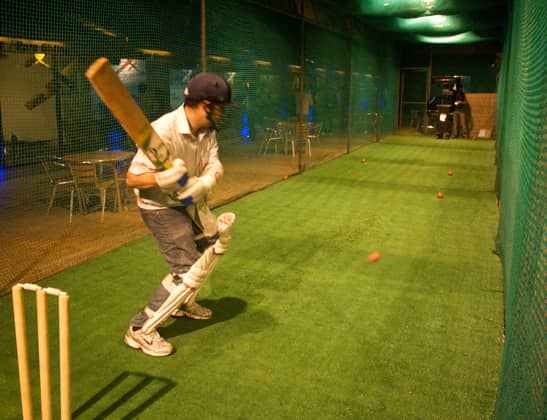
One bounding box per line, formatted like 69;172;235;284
124;327;174;357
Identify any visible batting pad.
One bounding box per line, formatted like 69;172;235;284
141;212;235;334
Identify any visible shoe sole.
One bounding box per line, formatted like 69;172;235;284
124;333;174;357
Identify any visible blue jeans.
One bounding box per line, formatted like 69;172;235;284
130;206;218;328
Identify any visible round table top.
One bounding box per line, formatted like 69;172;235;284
64;150;135;164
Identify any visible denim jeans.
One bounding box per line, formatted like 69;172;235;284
140;206;218;273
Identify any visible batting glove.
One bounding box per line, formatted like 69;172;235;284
175;172;216;206
154;159;189;193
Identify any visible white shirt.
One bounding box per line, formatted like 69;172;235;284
129;104;223;209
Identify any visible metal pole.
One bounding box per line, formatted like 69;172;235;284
297;0;306;172
201;0;206;72
347;17;354;154
425;47;433;131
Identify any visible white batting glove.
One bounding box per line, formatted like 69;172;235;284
175;172;216;206
154;159;189;193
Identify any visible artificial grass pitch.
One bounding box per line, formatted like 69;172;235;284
0;135;504;419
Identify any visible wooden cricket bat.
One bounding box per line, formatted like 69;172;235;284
85;57;172;169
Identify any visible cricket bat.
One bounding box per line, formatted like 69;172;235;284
85;57;172;169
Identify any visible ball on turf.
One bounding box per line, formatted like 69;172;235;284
437;192;444;199
367;252;381;262
282;175;288;180
447;170;453;176
361;158;367;164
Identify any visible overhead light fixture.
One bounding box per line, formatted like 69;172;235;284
208;55;231;63
394;15;461;33
75;17;117;38
0;36;64;48
253;60;272;66
94;27;116;37
138;48;172;57
421;0;436;11
416;31;489;44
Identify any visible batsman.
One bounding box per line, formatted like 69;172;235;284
124;73;235;357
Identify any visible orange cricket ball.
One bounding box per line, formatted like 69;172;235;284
361;158;367;164
437;192;444;199
367;251;381;263
282;175;288;180
447;170;453;176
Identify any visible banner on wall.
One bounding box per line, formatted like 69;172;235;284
113;59;147;96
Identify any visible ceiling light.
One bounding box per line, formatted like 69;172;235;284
208;55;231;63
138;48;172;57
421;0;435;11
416;31;489;44
0;36;64;47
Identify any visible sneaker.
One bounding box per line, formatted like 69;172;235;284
171;302;212;320
124;327;174;357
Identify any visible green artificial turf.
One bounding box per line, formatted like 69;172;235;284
0;135;504;419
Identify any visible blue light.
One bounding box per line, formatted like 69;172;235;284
308;105;314;122
240;125;250;138
108;129;124;149
240;111;250;144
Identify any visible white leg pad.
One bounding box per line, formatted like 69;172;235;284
141;212;235;334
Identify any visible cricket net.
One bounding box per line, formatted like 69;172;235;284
492;0;546;418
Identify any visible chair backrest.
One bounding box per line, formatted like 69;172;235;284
41;157;72;183
69;162;98;186
293;122;311;141
111;158;131;185
308;122;322;138
265;127;284;140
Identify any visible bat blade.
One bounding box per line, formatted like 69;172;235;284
85;57;171;169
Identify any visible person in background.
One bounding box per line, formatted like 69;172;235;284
452;85;469;138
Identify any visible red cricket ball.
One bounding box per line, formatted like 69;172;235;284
367;252;381;262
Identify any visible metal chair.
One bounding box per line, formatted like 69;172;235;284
260;127;286;155
68;161;118;223
306;122;323;149
41;157;76;223
110;158;132;211
288;122;312;157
